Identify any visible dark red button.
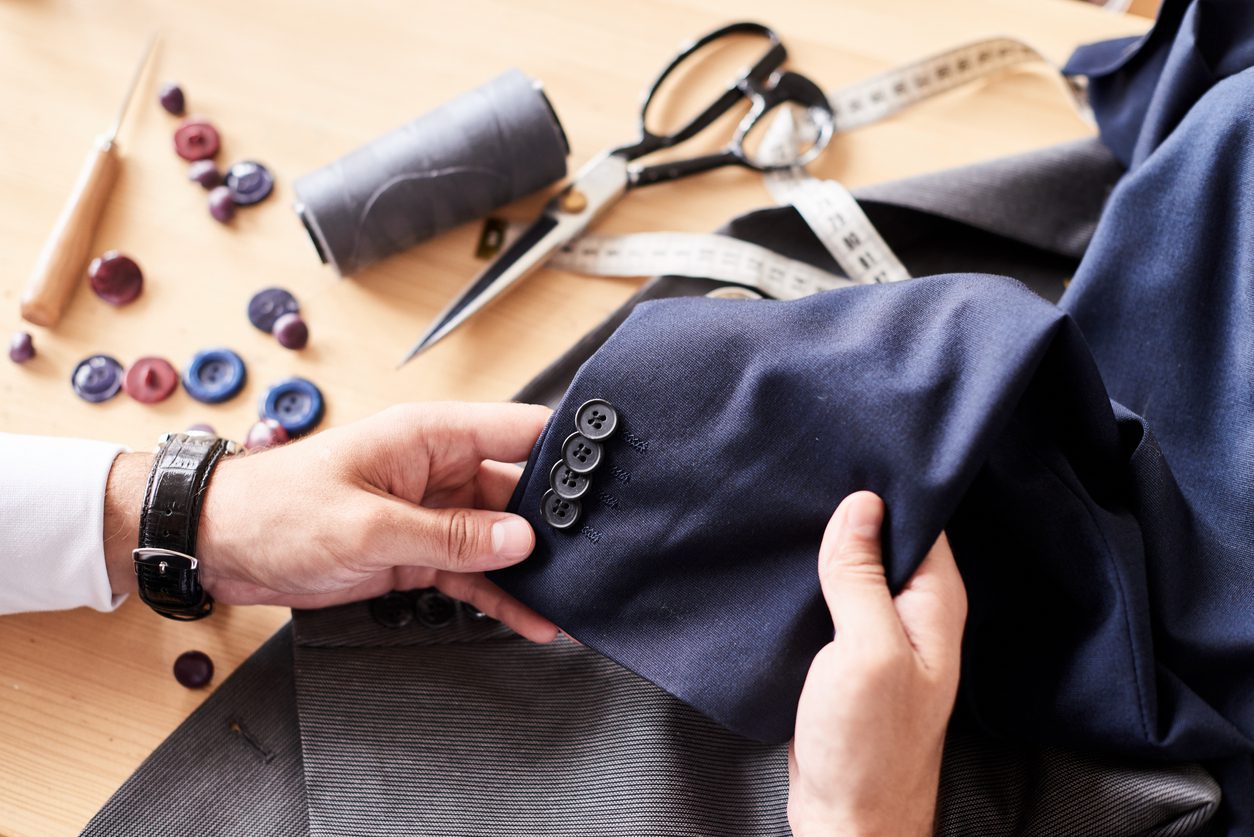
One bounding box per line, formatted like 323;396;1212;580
88;251;143;306
173;118;221;161
123;357;179;403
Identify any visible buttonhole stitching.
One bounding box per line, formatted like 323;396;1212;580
228;717;275;763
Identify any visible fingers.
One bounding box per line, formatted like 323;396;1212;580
816;491;905;646
892;531;968;676
362;497;535;573
408;401;552;467
433;573;559;644
475;461;526;512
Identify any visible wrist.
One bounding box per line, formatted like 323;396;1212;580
789;792;935;837
103;452;154;596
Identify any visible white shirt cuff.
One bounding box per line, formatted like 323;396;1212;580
0;433;129;614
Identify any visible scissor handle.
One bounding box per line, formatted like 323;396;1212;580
632;21;786;154
625;22;834;186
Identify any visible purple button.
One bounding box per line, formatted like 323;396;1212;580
173;650;214;688
247;287;299;333
224;160;274;206
71;355;124;403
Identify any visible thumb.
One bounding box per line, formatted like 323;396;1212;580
373;501;537;572
816;491;905;643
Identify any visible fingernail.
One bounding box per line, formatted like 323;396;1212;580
491;518;534;560
844;493;883;541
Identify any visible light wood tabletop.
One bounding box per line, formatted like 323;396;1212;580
0;0;1147;832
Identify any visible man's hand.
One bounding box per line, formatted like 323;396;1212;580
104;402;558;643
788;491;967;837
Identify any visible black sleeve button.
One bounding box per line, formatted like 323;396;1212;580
414;589;457;628
574;398;618;440
561;432;603;474
550;460;592;500
370;591;415;628
541;489;582;530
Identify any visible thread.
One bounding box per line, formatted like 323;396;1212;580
293;70;569;276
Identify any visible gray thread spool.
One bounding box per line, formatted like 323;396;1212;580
293;70;569;276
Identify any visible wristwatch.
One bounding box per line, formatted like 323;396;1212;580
132;432;239;620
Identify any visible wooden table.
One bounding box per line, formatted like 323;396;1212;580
0;0;1147;831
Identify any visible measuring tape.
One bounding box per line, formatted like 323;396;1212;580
483;37;1082;298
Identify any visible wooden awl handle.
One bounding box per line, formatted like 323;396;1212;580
20;137;121;328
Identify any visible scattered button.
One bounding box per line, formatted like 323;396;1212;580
414;589;456;628
247;287;300;333
186;422;216;435
224;160;274;206
208;186;235;223
549;460;591;500
157;82;186;116
173;650;213;689
183;348;247;404
173;118;221;161
244;418;289;451
561;432;603;474
370;592;414;629
261;377;324;436
123;356;179;403
574;398;618;441
273;313;308;350
88;251;143;306
71;354;124;403
187;160;222;189
8;331;34;364
541;489;581;530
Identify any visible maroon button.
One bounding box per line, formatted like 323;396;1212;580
173;118;221;161
88;251;143;306
123;357;179;403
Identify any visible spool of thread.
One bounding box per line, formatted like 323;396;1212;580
293;70;569;276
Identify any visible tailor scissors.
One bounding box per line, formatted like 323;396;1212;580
399;21;834;365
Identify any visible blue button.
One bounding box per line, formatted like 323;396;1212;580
261;377;324;436
183;349;247;404
71;354;124;403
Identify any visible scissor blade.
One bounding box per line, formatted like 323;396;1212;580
398;153;629;366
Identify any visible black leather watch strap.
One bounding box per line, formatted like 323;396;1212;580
133;433;235;620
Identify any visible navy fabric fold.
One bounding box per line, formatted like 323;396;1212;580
1064;0;1254;167
492;42;1254;837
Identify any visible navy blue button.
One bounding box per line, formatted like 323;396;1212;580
541;489;581;530
183;349;247;404
71;354;124;403
224;160;274;206
561;432;603;474
550;460;591;500
247;287;299;333
574;398;618;441
261;377;325;436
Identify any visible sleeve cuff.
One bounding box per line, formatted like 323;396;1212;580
0;433;130;615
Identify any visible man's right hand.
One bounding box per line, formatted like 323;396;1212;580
788;491;968;836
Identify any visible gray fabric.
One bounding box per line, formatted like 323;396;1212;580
81;626;308;836
84;602;1222;836
292;603;789;836
85;139;1220;835
936;733;1221;837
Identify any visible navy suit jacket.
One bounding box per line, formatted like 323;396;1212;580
494;3;1254;830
